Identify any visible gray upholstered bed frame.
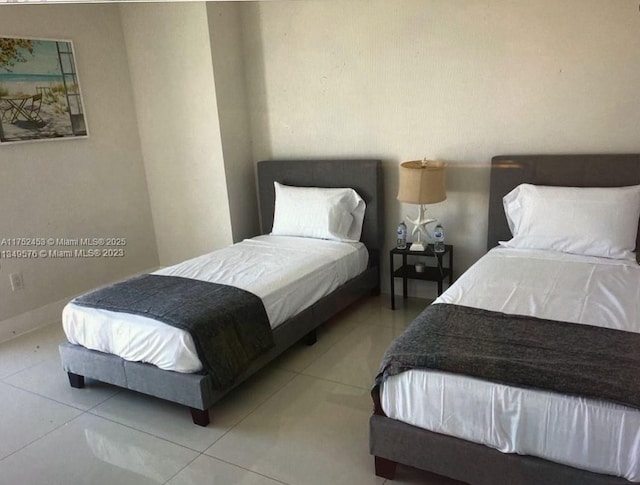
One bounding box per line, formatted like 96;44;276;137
370;154;640;485
60;159;383;426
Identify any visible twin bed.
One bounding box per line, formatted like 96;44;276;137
59;159;382;426
371;154;640;484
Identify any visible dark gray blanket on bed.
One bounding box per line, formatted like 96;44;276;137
73;274;274;390
375;303;640;409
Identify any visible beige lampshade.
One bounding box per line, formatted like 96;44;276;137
397;160;446;204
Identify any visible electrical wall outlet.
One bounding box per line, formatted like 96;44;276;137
10;272;24;291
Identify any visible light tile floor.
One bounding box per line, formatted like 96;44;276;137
0;295;465;485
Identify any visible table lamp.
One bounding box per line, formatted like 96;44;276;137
397;159;446;251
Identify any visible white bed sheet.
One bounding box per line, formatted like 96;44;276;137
381;247;640;481
63;235;368;373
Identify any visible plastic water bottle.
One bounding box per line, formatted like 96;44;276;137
396;221;407;249
433;223;445;253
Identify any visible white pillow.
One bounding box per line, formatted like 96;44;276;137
500;183;640;260
271;182;366;242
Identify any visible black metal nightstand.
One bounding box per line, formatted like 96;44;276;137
389;243;453;310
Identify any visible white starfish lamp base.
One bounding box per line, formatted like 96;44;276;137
406;204;435;251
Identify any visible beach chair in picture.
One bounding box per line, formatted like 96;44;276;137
0;98;14;123
24;94;44;125
36;86;53;97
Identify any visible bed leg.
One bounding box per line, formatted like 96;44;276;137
374;456;398;479
190;407;210;427
67;372;85;389
304;329;317;346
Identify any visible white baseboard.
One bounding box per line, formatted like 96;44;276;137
0;297;69;344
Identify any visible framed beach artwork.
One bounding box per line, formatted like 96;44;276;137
0;36;88;144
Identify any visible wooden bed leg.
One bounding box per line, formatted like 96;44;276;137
374;456;398;479
305;329;317;346
67;372;85;389
190;407;210;427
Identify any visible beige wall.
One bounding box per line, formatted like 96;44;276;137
241;0;640;295
120;1;234;266
0;4;158;341
2;0;639;336
207;2;261;241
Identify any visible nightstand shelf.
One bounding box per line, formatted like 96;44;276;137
389;243;453;310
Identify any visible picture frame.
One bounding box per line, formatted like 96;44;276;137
0;36;88;144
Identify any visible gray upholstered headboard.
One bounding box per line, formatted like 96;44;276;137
487;154;640;255
257;159;383;254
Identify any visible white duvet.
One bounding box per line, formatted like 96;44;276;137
381;248;640;481
63;235;368;373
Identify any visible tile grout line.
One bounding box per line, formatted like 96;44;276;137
84;409;204;454
201;387;301;482
0;352;59;382
289;320;364;373
161;451;201;485
295;371;373;391
202;368;302;450
193;454;292;485
83;374;299;485
0;409;86;464
1;377;123;414
83;366;299;456
293;320;404;390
